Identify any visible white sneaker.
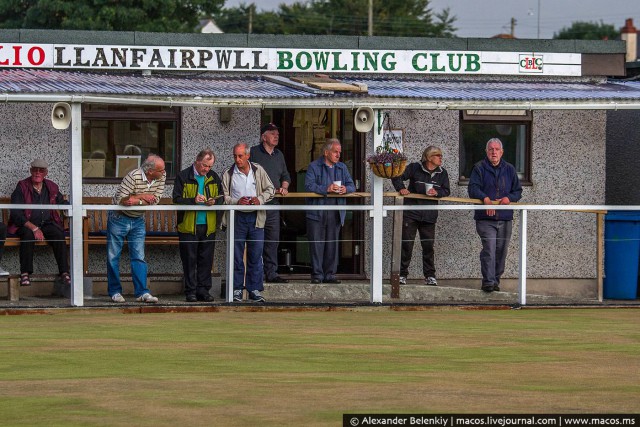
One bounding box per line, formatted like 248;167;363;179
136;293;158;303
233;289;243;302
425;277;438;286
0;266;9;276
111;293;125;303
399;276;407;285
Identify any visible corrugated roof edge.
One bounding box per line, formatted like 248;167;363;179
0;29;626;54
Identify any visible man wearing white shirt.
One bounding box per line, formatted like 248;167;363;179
221;143;275;302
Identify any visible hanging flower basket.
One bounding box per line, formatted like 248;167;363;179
367;113;407;179
369;159;407;179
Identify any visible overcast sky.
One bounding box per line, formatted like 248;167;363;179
223;0;640;39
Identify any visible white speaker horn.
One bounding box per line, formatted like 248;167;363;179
354;107;374;133
51;102;71;130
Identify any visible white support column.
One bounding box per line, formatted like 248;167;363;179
369;110;385;303
518;209;528;306
69;103;84;307
226;210;235;303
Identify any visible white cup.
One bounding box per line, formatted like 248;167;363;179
425;183;434;193
333;180;342;186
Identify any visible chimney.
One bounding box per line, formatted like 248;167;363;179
620;18;638;62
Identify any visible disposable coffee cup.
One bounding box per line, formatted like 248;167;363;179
333;180;342;186
425;183;434;193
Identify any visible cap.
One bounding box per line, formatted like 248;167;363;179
260;123;279;135
30;159;48;169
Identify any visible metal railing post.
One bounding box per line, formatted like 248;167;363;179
226;209;235;303
518;209;528;305
69;103;84;307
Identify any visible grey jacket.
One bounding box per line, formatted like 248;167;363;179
221;162;275;228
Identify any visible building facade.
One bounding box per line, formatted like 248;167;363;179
0;29;635;301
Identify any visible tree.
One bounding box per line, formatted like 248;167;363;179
0;0;225;32
216;0;457;37
553;21;619;40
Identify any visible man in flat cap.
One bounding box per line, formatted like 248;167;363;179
8;159;70;287
250;123;291;284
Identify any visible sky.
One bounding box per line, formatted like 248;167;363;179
223;0;640;39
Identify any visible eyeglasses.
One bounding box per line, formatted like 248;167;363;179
31;167;47;173
197;161;213;169
431;154;443;158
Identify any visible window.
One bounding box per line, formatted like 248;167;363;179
459;110;531;183
81;105;180;182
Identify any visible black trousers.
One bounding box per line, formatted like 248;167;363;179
0;222;6;262
400;216;436;278
16;223;69;274
178;225;216;297
262;209;281;281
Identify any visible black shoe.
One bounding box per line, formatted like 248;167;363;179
493;285;501;292
186;295;197;302
268;276;289;284
481;285;494;293
310;279;322;284
323;279;341;284
197;294;214;302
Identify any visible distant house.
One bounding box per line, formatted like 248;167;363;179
195;18;223;34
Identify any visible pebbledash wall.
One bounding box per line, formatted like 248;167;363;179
0;30;618;296
369;109;604;295
0;104;604;295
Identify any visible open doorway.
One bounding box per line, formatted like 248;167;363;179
263;108;366;279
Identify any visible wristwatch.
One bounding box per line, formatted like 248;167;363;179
139;200;143;206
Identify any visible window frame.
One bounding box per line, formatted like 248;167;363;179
81;105;181;184
458;110;532;185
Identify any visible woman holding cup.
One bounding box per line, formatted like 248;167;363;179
391;146;450;286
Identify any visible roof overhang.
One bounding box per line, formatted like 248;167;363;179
3;69;640;110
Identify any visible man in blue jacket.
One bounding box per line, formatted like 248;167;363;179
305;139;356;284
468;138;522;293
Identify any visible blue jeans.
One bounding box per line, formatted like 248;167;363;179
107;211;150;298
233;212;264;292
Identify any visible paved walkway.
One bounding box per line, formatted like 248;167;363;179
2;280;638;313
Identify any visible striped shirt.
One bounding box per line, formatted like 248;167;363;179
113;168;166;218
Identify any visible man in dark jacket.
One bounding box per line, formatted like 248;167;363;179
392;146;450;286
173;149;223;302
468;138;522;293
9;159;69;287
250;123;291;284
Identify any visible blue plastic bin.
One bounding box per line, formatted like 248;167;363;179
604;212;640;300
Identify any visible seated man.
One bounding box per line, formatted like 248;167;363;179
8;159;69;287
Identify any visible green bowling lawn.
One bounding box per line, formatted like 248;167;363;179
0;308;638;426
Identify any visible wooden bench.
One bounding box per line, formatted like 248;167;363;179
82;197;179;274
1;197;71;301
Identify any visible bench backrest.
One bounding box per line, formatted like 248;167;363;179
83;197;177;234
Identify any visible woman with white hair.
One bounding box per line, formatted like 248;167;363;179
391;145;450;286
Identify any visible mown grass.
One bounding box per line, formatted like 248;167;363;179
0;309;638;426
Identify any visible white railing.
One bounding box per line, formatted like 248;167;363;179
2;199;635;306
